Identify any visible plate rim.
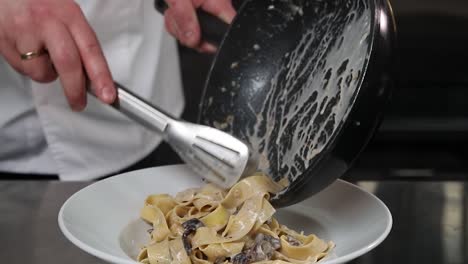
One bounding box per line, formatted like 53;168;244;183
58;164;392;264
320;179;393;264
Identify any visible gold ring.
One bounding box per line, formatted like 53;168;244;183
20;49;47;60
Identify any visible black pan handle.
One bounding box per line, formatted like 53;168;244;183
154;0;229;46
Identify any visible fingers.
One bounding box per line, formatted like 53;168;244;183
164;12;215;53
64;4;116;104
196;0;236;24
0;7;56;81
15;29;57;83
197;42;217;53
0;41;26;75
41;19;87;111
165;0;201;48
0;1;115;112
164;0;236;52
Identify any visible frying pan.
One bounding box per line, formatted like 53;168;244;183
156;0;396;207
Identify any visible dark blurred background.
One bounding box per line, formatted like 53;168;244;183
348;0;468;181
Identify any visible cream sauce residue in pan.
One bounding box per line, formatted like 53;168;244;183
203;0;372;188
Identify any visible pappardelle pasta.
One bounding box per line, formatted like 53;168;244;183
137;175;334;264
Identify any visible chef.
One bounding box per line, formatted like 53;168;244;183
0;0;236;180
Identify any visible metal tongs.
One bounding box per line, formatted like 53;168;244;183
103;82;257;188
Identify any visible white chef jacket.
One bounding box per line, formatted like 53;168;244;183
0;0;184;180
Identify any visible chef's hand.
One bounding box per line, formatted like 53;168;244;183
164;0;236;53
0;0;116;111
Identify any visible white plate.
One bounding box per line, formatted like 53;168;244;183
59;165;392;264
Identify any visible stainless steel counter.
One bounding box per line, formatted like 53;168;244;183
1;180;467;264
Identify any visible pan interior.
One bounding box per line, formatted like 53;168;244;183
200;0;373;187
